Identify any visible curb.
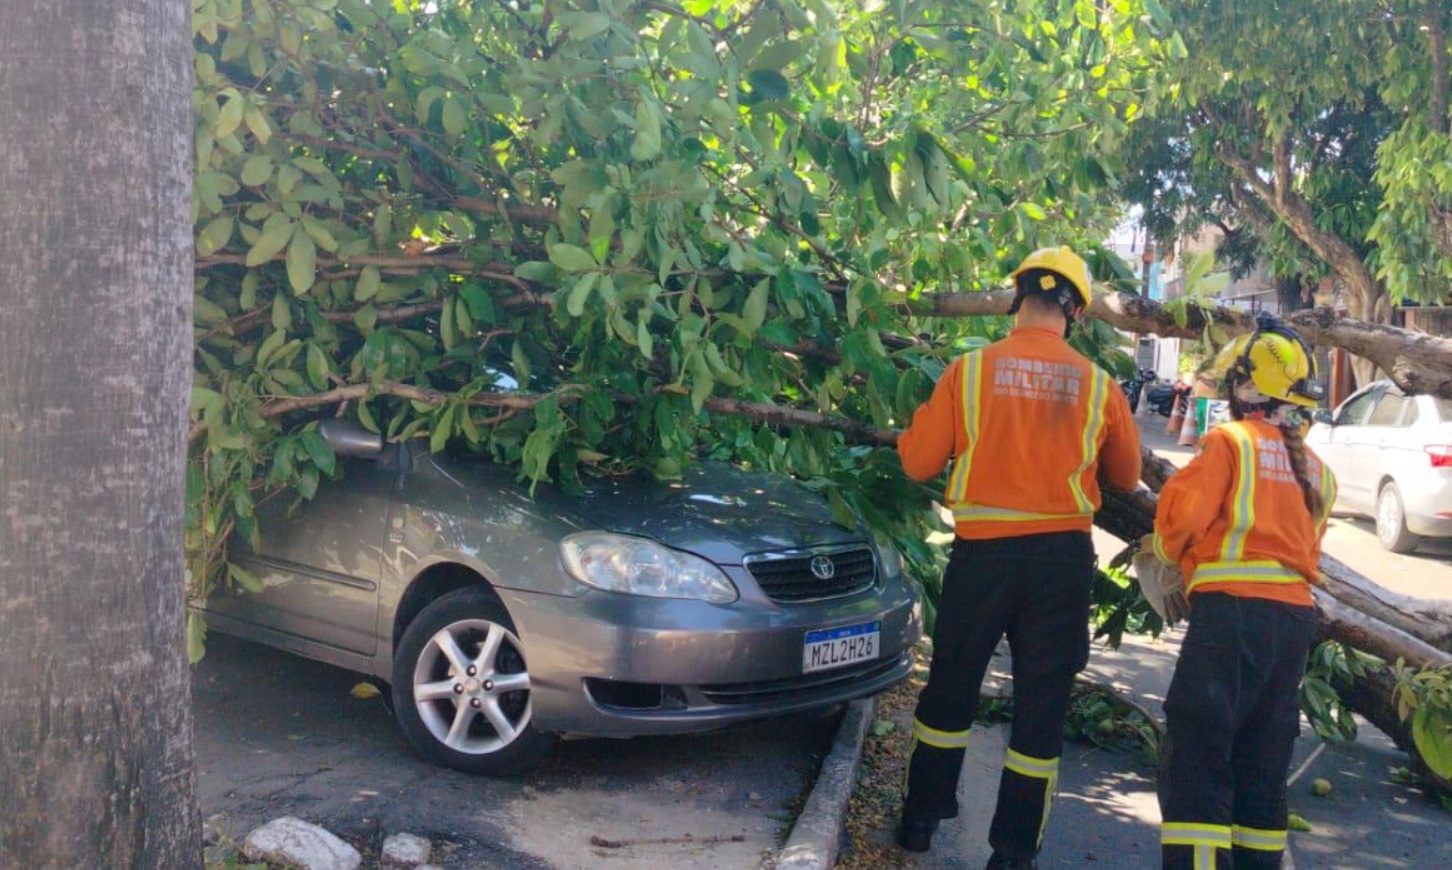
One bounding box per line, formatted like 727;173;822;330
774;697;876;870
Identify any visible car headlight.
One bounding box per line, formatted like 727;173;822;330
877;540;905;579
560;532;738;604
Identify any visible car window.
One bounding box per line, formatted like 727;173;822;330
1335;389;1381;426
1435;398;1452;423
1404;402;1421;426
1367;393;1410;426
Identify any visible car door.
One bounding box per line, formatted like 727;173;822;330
214;456;395;656
1319;386;1385;512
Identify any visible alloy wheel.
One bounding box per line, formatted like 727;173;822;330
411;618;531;756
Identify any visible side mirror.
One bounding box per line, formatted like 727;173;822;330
1310;409;1334;426
319;418;383;459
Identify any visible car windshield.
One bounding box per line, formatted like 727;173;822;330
1435;397;1452;423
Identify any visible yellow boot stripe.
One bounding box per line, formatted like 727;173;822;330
912;719;971;749
1003;750;1060;846
1003;748;1059;778
1162;821;1232;848
1231;825;1287;851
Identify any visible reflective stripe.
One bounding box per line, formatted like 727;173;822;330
912;718;971;749
1004;748;1059;778
1316;463;1337;535
1162;821;1232;848
950;504;1088;523
1220;424;1257;561
1195;844;1215;870
1187;559;1305;595
1004;749;1059;846
1232;825;1287;852
945;353;985;504
1151;532;1173;564
1068;367;1110;513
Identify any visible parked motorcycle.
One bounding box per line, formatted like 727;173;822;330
1142;379;1181;417
1119;368;1157;414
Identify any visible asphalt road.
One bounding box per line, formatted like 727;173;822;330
194;633;837;869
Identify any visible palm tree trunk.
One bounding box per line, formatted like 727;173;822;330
0;1;200;865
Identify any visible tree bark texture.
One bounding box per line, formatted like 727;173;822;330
0;1;200;867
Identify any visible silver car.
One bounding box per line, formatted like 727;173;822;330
1307;380;1452;552
205;420;921;774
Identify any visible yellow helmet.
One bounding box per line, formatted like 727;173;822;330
1209;318;1324;408
1009;246;1093;309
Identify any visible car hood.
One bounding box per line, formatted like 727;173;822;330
534;462;863;565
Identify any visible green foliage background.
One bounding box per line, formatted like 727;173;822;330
187;0;1171;653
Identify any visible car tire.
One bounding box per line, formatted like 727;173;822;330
1376;483;1420;554
391;586;555;775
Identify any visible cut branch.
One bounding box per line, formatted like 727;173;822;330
907;288;1452;398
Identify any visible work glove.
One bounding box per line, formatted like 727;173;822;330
1132;536;1190;624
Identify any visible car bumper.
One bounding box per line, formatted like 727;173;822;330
498;576;921;736
1395;472;1452;537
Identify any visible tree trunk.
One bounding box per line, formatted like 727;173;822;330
1319;556;1452;653
0;1;200;867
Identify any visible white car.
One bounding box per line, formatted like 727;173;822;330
1306;380;1452;552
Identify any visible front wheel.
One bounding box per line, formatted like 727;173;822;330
391;587;555;775
1376;483;1420;554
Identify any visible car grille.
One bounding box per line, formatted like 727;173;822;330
700;655;906;705
744;546;877;603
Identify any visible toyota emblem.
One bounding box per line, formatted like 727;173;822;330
809;555;836;581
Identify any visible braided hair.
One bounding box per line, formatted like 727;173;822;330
1277;412;1324;519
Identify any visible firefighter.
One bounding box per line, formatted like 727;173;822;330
896;246;1143;868
1146;314;1336;869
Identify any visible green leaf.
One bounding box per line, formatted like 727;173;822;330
631;99;663;162
442;95;466;138
353;304;378;334
271;292;292;331
300;429;336;475
228;563;264;594
637;317;655;360
306;343;330;390
301;216;338;252
186;612;207;664
243;103;272;144
286;226;317;294
216;96;245;138
559;11;611;40
511;340;531;387
566;272;598;317
356;265;381;302
296;466;320;500
358;400;379;433
743;278;770;333
459;285;496;322
240;154;273;186
256;328;287;368
245;219;294;267
548;243;598;272
430;404;456;453
197;215;234;257
1413;706;1452;779
747;68;791;101
1020;202;1047;221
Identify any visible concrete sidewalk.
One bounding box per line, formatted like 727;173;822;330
901;633;1452;869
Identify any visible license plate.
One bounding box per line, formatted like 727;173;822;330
803;621;881;674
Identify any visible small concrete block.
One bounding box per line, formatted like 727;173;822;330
242;816;362;870
381;832;433;866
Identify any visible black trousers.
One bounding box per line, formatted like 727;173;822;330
1160;593;1318;869
903;531;1094;861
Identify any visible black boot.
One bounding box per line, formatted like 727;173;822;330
984;852;1037;870
896;815;939;852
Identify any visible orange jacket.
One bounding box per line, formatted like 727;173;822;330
1151;419;1337;607
898;326;1142;540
